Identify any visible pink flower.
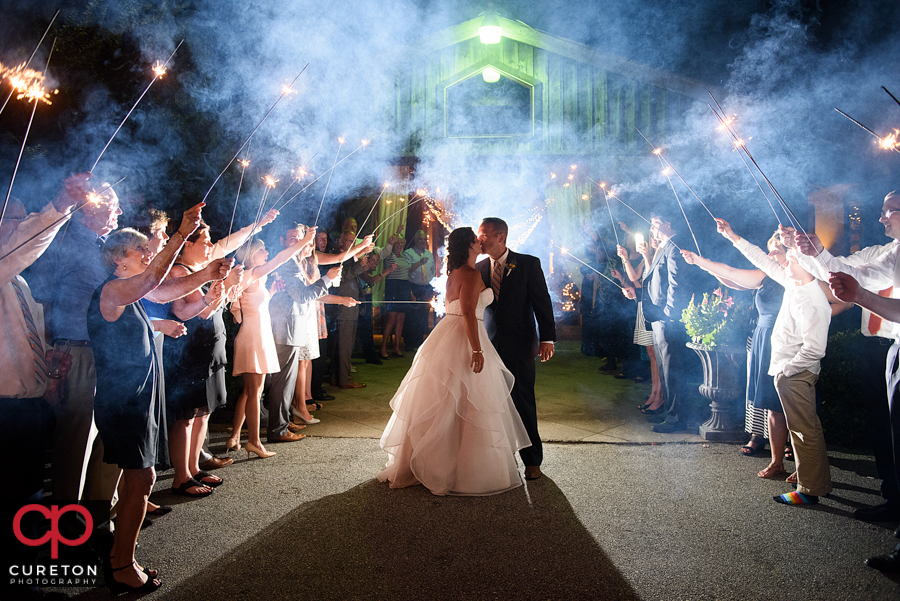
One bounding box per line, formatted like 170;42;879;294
714;288;723;298
725;297;734;309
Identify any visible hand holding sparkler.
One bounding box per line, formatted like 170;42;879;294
326;265;343;288
681;249;699;265
792;230;823;257
714;218;740;243
776;225;798;249
259;209;279;228
622;287;637;300
828;271;862;305
616;245;629;260
176;202;206;242
203;257;235;282
52;172;93;213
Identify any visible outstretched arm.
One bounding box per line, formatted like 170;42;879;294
830;271;900;323
681;250;765;291
248;227;316;283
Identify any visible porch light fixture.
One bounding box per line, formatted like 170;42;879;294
482;67;500;83
479;8;502;44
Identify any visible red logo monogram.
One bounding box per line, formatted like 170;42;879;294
12;504;93;559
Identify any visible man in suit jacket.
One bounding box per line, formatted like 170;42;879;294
268;224;341;443
477;218;556;480
641;212;696;433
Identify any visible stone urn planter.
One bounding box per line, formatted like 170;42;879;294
687;342;747;441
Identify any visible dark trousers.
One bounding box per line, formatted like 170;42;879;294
498;350;541;467
859;336;899;504
0;396;55;499
884;341;900;509
652;319;693;423
358;293;376;359
311;338;327;395
332;319;358;386
264;344;300;441
407;283;434;350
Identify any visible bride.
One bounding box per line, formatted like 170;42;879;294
377;226;531;495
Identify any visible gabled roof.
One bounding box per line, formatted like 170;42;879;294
414;15;721;102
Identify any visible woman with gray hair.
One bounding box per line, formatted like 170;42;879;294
87;203;231;592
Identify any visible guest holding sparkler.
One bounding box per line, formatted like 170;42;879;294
0;176;86;501
87;202;231;592
790;193;900;526
404;230;436;352
163;219;248;495
25;181;125;533
380;235;414;358
716;218;832;506
640;211;699;433
618;234;664;412
228;229;316;455
331;230;375;388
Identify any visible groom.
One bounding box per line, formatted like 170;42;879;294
477;217;557;480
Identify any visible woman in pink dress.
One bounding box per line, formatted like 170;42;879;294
228;227;316;458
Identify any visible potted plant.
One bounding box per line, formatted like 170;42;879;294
681;288;753;440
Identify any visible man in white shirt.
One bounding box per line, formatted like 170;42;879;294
717;219;832;504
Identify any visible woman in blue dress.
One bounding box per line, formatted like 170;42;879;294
87;204;230;592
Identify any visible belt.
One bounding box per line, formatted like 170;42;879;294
53;338;91;347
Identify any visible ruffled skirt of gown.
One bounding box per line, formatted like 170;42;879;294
377;314;530;496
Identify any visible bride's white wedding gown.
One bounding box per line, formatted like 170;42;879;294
377;287;531;496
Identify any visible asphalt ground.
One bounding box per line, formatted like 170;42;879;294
40;341;900;600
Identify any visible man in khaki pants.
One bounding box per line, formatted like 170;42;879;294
714;219;833;504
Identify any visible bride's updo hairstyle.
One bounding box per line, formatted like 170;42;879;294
446;227;476;272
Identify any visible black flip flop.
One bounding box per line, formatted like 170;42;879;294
194;470;223;487
171;478;213;497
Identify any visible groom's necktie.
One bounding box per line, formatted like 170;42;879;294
491;260;503;300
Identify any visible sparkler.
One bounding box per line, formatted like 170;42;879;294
661;165;701;255
884;86;900;110
90;40;184;174
263;152;319;215
709;94;824;264
1;38;57;228
201;65;308;204
552;244;625;291
242;174;279;258
1;176;127;263
833;108;900;154
276;137;373;212
224;140;251;249
635;127;717;222
708;105;784;227
597;181;620;246
313;137;345;227
371;190;426;238
0;9;58;116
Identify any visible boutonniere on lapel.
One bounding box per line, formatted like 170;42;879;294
505;259;517;277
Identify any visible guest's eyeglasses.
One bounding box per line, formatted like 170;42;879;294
881;209;900;219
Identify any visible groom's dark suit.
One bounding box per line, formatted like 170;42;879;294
477;250;556;467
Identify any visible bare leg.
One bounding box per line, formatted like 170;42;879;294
169;418;199;489
394;314;406;353
381;312;397;356
302;360;313;402
645;345;664;410
292;363;315;421
758;410;788;477
110;467;156;587
243;373;266;449
228;382;248;450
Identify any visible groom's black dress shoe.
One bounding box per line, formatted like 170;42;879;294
866;549;900;572
524;466;542;480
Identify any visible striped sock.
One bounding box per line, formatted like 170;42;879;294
773;491;819;505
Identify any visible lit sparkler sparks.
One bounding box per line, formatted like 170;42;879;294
3;63;57;105
90;40;184;173
879;129;899;151
277;138;373;212
202;65;309;204
1;38;57;227
263;174;278;188
0;9;59;116
834;108;900;154
225;143;252;248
